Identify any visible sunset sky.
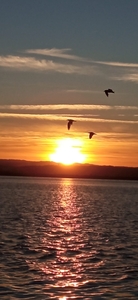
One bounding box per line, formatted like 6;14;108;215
0;0;138;167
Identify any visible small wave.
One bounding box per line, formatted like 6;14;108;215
39;251;57;261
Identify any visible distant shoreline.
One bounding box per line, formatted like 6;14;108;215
0;159;138;181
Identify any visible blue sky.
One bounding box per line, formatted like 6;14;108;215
0;0;138;166
0;0;138;104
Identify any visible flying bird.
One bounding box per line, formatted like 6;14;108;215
88;132;96;139
67;119;76;130
104;89;114;97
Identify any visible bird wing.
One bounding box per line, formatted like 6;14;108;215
67;122;70;130
89;132;93;139
104;90;108;97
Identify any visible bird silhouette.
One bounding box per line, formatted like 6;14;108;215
88;132;96;139
67;119;76;130
104;89;114;97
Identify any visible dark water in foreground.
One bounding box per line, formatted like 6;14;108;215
0;176;138;299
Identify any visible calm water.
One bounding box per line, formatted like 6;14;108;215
0;176;138;300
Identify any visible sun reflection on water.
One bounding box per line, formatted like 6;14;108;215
40;178;87;296
25;178;99;298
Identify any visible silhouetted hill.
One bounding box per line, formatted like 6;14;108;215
0;159;138;180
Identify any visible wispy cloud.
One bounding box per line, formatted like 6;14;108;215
0;112;138;124
114;105;138;110
25;49;138;69
0;104;111;111
115;73;138;83
0;112;62;120
66;89;101;94
0;104;137;111
25;48;89;62
0;55;96;75
95;60;138;68
94;60;138;83
1;48;138;83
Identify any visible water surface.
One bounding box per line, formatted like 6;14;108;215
0;176;138;299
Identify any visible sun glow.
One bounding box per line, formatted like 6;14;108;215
50;138;86;165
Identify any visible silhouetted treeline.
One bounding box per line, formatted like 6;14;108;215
0;159;138;180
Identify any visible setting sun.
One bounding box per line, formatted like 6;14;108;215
49;138;86;165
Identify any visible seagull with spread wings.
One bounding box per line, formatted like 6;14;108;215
88;132;96;139
67;119;76;130
104;89;114;97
